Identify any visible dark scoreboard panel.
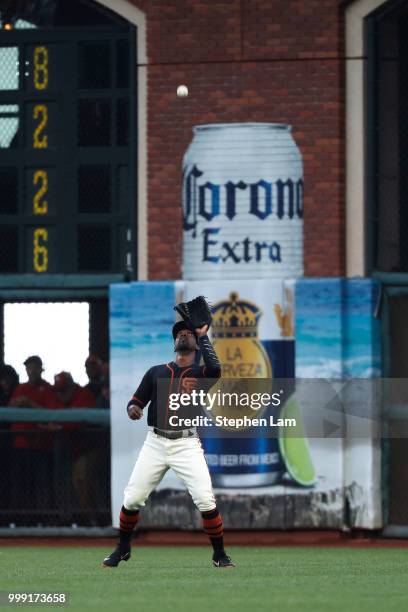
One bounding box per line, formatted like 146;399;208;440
0;28;136;276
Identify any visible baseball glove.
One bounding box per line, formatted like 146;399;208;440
174;295;213;330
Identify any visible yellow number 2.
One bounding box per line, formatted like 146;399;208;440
33;170;48;214
34;46;49;90
33;228;48;272
33;105;48;149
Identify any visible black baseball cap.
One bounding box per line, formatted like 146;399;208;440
172;321;197;340
23;355;43;367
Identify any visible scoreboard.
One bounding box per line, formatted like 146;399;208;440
0;27;137;277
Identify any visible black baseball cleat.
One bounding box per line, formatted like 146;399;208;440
101;544;131;568
212;550;236;568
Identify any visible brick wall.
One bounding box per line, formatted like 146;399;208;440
131;0;345;279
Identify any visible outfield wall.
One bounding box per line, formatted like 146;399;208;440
109;278;382;530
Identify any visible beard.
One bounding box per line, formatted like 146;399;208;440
175;337;192;354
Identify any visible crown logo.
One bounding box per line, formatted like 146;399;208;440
211;292;262;339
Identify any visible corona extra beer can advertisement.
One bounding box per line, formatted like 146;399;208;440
185;279;294;488
182;123;303;280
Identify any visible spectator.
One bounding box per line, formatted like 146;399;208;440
54;371;95;408
54;370;104;520
84;355;105;405
9;356;58;409
0;364;19;406
9;356;60;518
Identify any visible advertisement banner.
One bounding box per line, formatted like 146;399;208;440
110;282;181;524
109;278;382;529
295;278;382;528
185;279;294;488
182;123;303;280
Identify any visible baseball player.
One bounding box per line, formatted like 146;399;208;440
102;321;235;568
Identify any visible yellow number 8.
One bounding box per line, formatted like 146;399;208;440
33;228;48;272
34;46;48;90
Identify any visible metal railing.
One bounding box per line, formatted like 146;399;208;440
0;407;112;533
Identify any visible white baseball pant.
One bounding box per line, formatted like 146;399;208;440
123;430;216;512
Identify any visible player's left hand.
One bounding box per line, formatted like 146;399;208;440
195;324;209;337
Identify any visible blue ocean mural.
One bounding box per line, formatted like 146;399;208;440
295;279;381;378
109;278;383;528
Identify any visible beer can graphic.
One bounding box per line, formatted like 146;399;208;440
197;287;294;488
182;123;303;280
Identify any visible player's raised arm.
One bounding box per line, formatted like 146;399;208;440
196;324;221;379
126;368;153;420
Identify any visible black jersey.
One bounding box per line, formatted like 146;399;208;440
127;334;221;429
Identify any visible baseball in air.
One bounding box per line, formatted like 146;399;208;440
177;85;188;98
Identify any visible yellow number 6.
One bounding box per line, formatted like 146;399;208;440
33;228;48;272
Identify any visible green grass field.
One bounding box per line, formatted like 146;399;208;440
1;546;407;612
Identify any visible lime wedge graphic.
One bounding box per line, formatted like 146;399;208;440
278;393;316;487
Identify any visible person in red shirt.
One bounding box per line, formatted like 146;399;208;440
53;371;102;520
9;355;60;519
84;355;104;402
54;371;95;409
10;355;59;409
0;364;19;406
